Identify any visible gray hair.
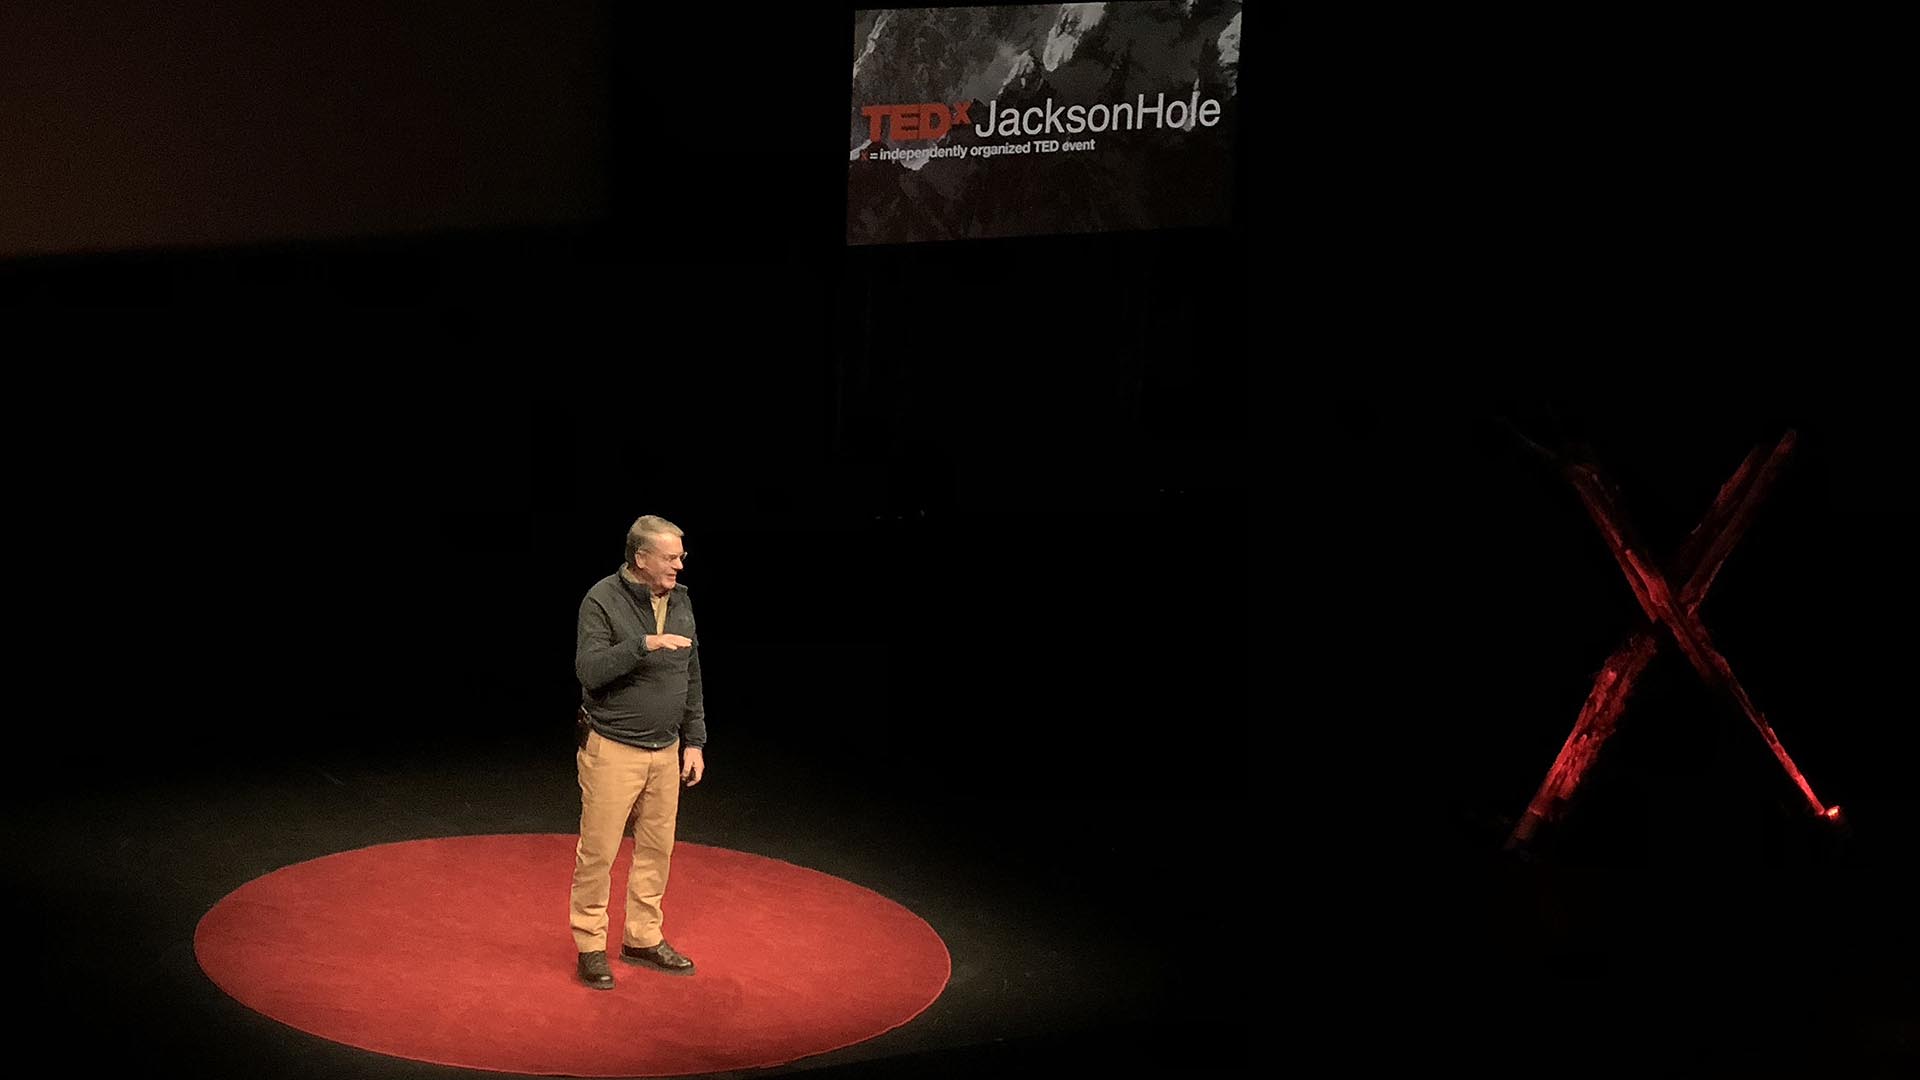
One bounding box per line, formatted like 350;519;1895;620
623;515;684;567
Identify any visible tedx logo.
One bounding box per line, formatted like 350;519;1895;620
858;102;973;142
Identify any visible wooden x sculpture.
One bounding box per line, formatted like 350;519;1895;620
1506;429;1838;850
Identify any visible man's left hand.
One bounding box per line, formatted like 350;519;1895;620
682;746;705;787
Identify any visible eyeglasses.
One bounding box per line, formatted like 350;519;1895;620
646;551;688;566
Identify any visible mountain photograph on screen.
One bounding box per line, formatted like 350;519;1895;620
848;2;1240;244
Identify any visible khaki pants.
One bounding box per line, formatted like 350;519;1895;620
569;730;681;953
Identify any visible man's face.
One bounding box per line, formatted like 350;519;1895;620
632;534;685;594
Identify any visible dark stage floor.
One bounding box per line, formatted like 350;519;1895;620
7;726;1252;1080
1349;830;1919;1076
10;724;1918;1077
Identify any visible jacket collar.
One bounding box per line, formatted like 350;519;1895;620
617;568;681;606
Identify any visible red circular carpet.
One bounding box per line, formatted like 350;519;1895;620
194;835;950;1076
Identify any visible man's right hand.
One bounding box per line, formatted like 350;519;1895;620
645;634;694;652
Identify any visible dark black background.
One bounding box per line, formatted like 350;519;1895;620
3;3;1251;810
7;3;1916;1074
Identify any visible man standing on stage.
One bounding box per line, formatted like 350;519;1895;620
569;514;707;989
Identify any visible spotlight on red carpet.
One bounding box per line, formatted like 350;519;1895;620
195;835;950;1077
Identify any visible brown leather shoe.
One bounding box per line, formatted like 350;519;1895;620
620;940;695;975
577;949;615;989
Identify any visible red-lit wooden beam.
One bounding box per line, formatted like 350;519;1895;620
1566;447;1828;815
1508;436;1780;846
1506;431;1833;850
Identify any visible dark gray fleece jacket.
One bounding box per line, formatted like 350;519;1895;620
574;571;706;751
